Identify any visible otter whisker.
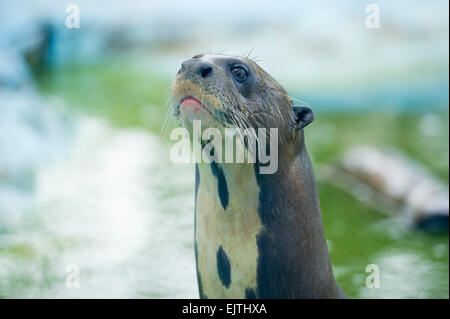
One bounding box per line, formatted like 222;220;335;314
228;106;259;156
160;94;177;138
265;86;311;106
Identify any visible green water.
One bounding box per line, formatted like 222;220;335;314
2;61;447;298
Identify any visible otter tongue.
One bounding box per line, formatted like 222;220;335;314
180;97;202;112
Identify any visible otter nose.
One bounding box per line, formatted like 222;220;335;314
179;59;214;78
198;64;213;78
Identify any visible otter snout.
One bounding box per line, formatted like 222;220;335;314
178;59;214;80
172;57;227;122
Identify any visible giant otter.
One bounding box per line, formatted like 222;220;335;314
171;53;346;299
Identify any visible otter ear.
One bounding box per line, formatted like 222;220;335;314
292;105;314;131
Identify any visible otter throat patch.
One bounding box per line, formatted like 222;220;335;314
195;162;262;298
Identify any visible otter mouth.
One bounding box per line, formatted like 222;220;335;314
178;95;231;125
180;96;207;113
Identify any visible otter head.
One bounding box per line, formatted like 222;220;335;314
171;53;314;163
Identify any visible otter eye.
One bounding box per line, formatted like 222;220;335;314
231;66;247;82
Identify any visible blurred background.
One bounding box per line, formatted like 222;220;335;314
0;0;448;298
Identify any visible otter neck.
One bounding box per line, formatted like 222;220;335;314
253;137;338;298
